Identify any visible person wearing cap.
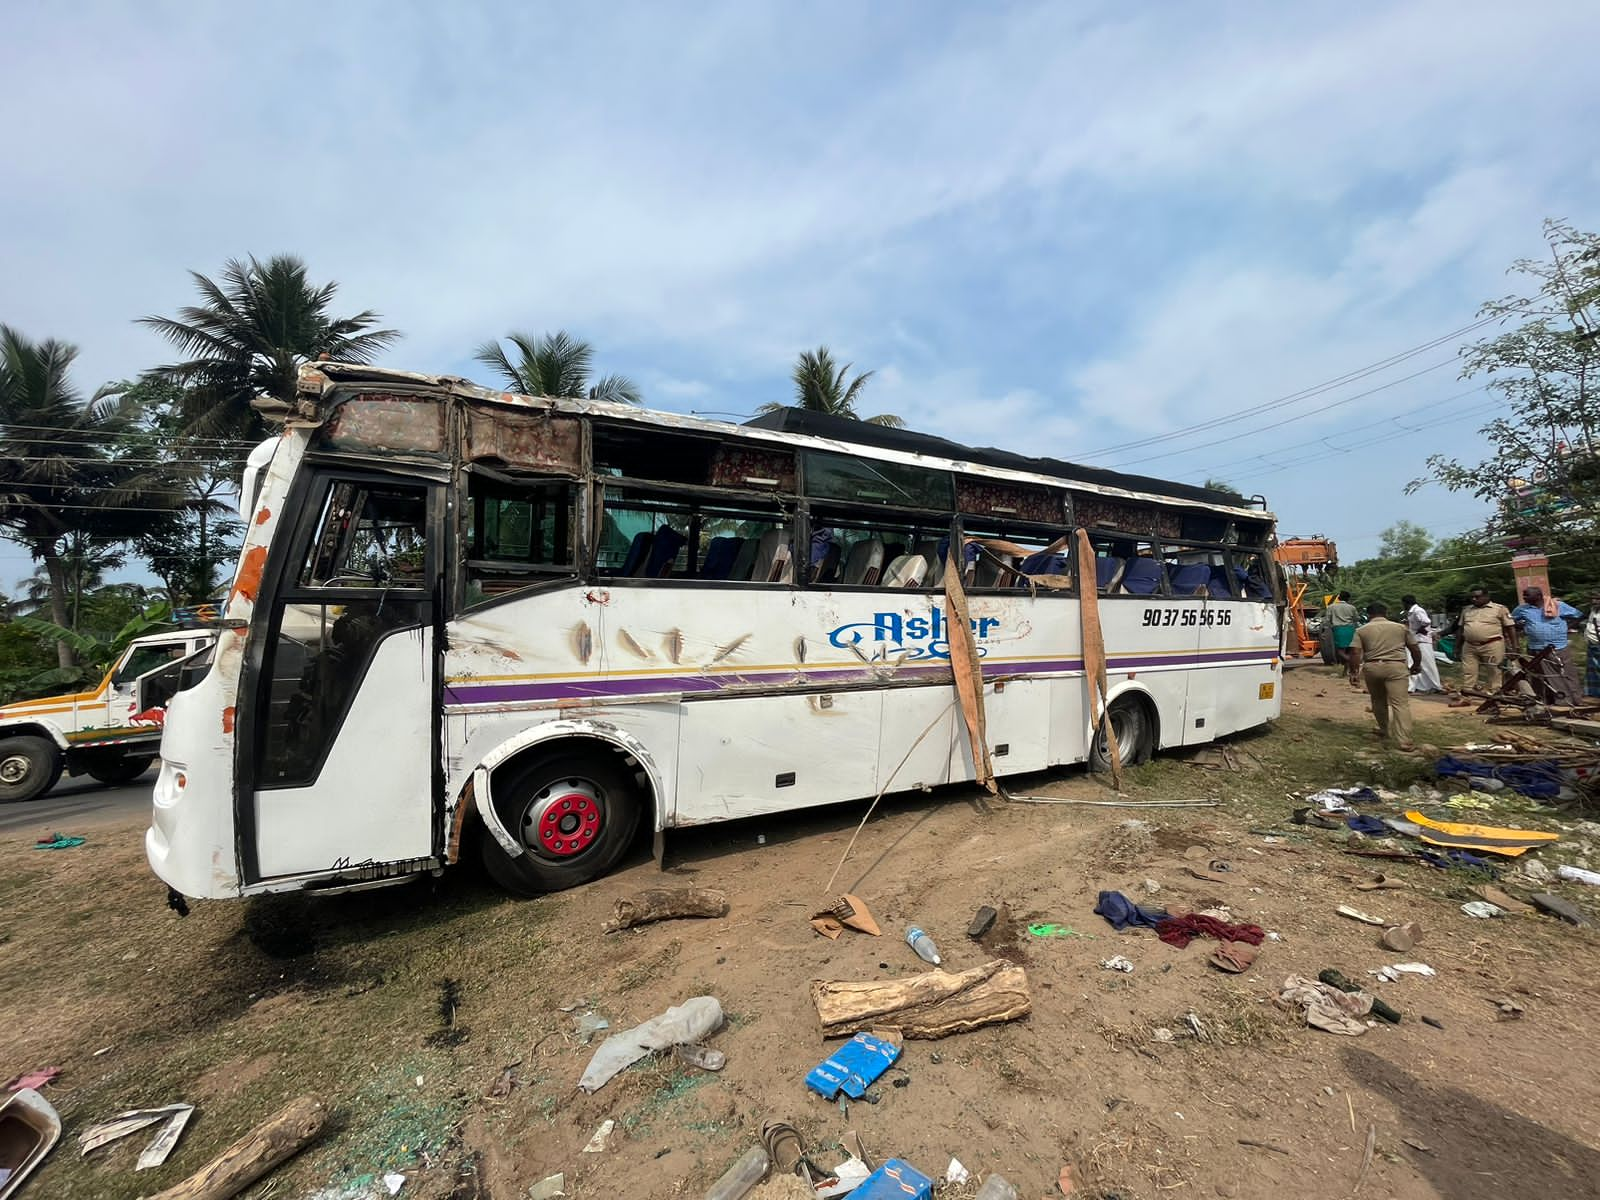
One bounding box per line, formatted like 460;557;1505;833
1451;586;1515;703
1511;585;1583;703
1346;600;1424;750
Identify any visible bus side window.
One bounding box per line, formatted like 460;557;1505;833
301;482;429;588
695;507;793;582
961;526;1072;592
463;475;576;605
1230;550;1274;601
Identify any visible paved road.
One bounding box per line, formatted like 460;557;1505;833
0;769;154;835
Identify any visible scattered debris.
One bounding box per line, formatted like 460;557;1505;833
2;1069;59;1093
144;1094;324;1200
1093;891;1168;931
1493;997;1526;1020
1151;1027;1175;1043
578;996;723;1093
527;1172;567;1200
973;1173;1020;1200
1099;955;1135;973
944;1157;969;1184
423;977;469;1048
853;1158;934;1199
673;1043;727;1072
1208;941;1259;974
705;1144;770;1200
1237;1138;1290;1155
1027;923;1091;938
1277;975;1373;1036
1354;1122;1377;1194
603;887;729;933
0;1088;60;1200
805;1034;901;1100
818;1157;873;1197
1141;878;1162;895
905;926;942;965
967;905;998;938
1405;810;1560;857
31;833;85;850
1460;901;1506;919
1320;969;1401;1023
482;1062;519;1101
1155;913;1265;949
581;1118;615;1153
812;959;1031;1039
1422;1016;1444;1029
573;1012;610;1043
1558;865;1600;886
383;1172;406;1195
76;1103;196;1171
1531;893;1592;925
1379;922;1421;952
1473;885;1536;915
1371;963;1436;983
1057;1162;1075;1196
1336;905;1387;926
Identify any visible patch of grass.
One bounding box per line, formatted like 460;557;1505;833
615;939;682;991
620;1061;711;1133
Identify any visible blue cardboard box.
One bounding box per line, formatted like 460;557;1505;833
804;1032;901;1100
851;1158;934;1199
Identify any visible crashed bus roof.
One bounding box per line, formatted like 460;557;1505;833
291;362;1271;520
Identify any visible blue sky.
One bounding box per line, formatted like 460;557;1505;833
4;0;1599;591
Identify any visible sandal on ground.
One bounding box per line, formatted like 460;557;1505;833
762;1120;804;1176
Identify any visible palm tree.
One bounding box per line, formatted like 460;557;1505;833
139;254;401;444
756;346;903;427
474;330;642;404
0;327;177;667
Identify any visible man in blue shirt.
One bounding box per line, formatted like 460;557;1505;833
1511;585;1583;703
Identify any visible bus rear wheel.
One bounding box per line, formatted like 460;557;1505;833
1088;698;1153;772
0;735;64;803
479;751;642;896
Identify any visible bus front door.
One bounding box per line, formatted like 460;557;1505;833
240;475;441;884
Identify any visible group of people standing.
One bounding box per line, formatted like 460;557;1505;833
1323;583;1600;752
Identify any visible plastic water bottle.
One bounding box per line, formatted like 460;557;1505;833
906;926;942;965
703;1144;770;1200
975;1175;1020;1200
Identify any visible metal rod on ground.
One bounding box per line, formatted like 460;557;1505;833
1001;793;1219;808
821;701;957;898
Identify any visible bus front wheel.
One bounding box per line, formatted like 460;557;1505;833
0;735;64;803
479;751;643;896
1088;698;1153;772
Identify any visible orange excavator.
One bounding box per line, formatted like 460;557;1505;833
1274;536;1338;658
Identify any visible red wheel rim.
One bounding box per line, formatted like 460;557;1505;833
525;782;604;857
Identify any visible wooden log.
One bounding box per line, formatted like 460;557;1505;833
603;887;729;933
812;959;1031;1039
146;1095;325;1200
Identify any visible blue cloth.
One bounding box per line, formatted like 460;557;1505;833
1418;848;1501;876
804;1033;901;1100
1512;601;1580;650
853;1160;934;1200
1435;755;1563;799
1094;890;1170;931
1346;815;1389;835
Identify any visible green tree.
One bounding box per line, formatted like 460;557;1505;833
474;330;641;404
1204;478;1247;502
1410;219;1600;557
102;374;244;605
756;346;904;427
140;254;401;446
0;327;176;668
1377;519;1433;561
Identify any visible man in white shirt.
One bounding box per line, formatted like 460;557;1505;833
1402;593;1442;694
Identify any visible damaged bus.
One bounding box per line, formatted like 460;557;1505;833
147;363;1283;901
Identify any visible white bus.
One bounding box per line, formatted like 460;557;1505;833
147;363;1283;900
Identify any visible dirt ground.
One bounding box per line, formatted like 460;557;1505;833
4;666;1600;1200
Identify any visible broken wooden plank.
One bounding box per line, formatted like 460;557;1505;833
1550;717;1600;740
602;887;729;933
146;1095;325;1200
812;959;1031;1039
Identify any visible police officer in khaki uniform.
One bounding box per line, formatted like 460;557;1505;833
1452;586;1515;701
1346;601;1423;750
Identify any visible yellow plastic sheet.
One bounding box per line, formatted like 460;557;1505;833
1404;810;1560;857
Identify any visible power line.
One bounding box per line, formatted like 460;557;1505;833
1101;357;1460;469
1083;309;1520;460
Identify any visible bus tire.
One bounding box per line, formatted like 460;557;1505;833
479;750;643;896
0;735;64;803
1088;698;1152;772
86;754;157;786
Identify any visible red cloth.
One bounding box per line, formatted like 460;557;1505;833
1154;914;1265;949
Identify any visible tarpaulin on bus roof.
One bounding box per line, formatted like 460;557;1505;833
742;407;1248;509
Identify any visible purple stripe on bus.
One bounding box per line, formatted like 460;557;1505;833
442;648;1279;706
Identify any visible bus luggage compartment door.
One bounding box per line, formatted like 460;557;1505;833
676;691;883;822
